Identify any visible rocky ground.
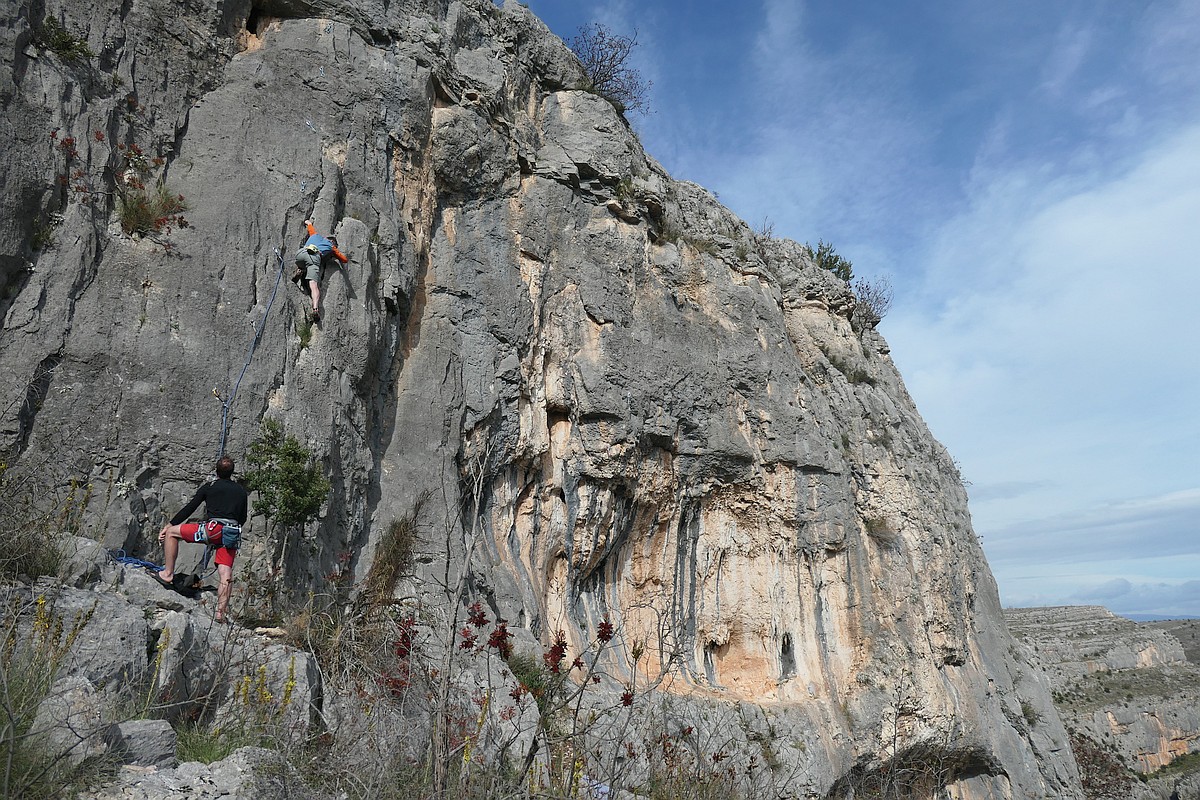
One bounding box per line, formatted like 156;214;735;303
0;537;328;799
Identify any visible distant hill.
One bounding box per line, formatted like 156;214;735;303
1124;613;1200;623
1144;619;1200;664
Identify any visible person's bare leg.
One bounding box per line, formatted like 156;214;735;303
158;524;182;581
216;563;233;622
308;279;321;316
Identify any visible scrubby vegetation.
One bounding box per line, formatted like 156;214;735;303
853;275;894;330
805;238;853;282
1069;731;1137;800
0;462;87;582
0;594;108;799
32;16;93;63
244;418;329;533
568;23;651;116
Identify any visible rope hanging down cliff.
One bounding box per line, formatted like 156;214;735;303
216;247;287;459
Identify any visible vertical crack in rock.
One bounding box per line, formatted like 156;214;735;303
9;350;63;459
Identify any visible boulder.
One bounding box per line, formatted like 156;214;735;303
106;719;178;769
30;675;108;767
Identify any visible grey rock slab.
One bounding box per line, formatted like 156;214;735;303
31;675;108;768
106;718;178;769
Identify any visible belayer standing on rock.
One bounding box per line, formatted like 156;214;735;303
158;455;248;624
292;219;348;322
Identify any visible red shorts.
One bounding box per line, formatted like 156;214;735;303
179;521;237;568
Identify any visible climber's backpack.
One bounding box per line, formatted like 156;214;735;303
169;572;204;598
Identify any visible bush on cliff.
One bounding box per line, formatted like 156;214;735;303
244;419;329;533
805;239;853;282
569;23;651;116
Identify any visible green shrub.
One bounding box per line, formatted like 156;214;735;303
295;319;313;349
32;16;93;63
244;419;329;532
31;217;56;251
175;721;244;764
827;354;876;386
805;239;853;282
361;509;420;606
118;181;189;236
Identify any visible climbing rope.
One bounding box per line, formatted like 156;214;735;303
110;549;162;571
217;247;288;459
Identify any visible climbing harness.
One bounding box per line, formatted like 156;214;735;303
193;519;241;577
216;247;287;458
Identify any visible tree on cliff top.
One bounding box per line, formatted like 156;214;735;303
569;23;652;116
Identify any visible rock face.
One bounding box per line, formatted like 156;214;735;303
1;0;1083;796
1007;606;1200;787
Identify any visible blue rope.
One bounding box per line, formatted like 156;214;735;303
111;550;163;571
218;248;287;458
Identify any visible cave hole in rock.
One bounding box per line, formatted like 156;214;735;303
247;7;266;35
780;632;796;679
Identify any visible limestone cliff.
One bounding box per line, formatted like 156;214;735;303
1008;606;1200;795
1;0;1083;796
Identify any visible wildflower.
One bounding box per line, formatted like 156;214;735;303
93;131;104;142
597;618;614;643
394;616;417;659
487;620;513;658
620;690;633;706
544;630;567;673
459;626;477;650
467;601;489;628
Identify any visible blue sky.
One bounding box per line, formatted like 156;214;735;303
516;1;1200;619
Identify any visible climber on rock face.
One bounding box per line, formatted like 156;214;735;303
292;218;348;323
158;455;248;624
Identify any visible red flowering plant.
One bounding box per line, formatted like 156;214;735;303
457;612;654;798
43;108;188;247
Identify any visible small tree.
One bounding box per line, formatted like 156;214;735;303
568;23;651;116
805;239;853;282
243;418;329;532
853;275;893;329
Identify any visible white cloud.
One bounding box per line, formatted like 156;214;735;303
1037;24;1093;99
890;121;1200;528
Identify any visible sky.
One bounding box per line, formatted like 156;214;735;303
516;0;1200;619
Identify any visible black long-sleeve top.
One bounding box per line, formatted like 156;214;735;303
170;478;249;526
